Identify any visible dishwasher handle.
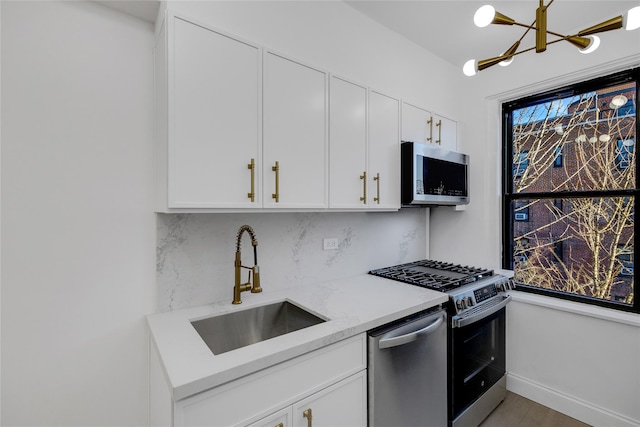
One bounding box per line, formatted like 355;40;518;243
378;313;445;349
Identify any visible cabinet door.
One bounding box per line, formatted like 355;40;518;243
170;16;261;208
368;90;400;209
401;102;431;145
292;371;367;427
245;407;293;427
329;76;368;208
432;113;457;150
263;52;328;209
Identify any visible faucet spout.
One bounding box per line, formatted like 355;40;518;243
233;225;262;304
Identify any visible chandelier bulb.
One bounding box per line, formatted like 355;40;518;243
474;5;496;27
579;36;600;54
624;6;640;31
463;59;478;76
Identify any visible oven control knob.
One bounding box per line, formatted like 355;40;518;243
497;280;506;292
465;296;475;308
456;298;467;310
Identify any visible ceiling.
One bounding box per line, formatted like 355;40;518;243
94;0;640;70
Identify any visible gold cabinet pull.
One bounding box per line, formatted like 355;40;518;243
247;158;255;202
360;171;367;203
373;172;380;204
436;119;442;145
272;161;280;203
275;424;284;427
427;117;433;142
303;408;313;427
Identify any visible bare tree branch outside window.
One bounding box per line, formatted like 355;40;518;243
505;73;637;310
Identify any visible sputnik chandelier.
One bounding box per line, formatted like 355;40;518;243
463;0;640;76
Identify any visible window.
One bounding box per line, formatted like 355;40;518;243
513;151;529;178
503;68;638;313
617;245;634;276
616;139;635;170
514;201;530;221
553;147;563;167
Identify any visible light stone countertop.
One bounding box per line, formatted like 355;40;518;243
147;273;449;401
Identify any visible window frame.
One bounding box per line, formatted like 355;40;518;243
502;67;640;314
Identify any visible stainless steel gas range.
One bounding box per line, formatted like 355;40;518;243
369;259;515;427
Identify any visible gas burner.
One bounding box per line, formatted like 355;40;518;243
369;259;493;293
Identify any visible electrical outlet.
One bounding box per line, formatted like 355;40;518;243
323;237;339;250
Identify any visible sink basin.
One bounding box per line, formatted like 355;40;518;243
191;301;327;355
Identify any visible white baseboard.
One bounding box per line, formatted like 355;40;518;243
507;373;640;427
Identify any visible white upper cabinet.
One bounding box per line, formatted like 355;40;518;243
329;78;400;210
431;113;457;151
368;90;400;209
401;102;457;151
401;102;431;146
263;52;328;209
329;76;368;208
155;11;451;212
156;14;262;210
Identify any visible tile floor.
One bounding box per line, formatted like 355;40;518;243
479;391;591;427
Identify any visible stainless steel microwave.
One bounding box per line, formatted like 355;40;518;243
401;142;469;206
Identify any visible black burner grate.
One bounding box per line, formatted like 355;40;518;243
369;259;493;292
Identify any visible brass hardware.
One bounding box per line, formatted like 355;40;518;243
535;0;547;52
247;158;255;202
427;117;433;142
360;171;367;203
578;16;623;37
436;120;442;145
275;424;284;427
373;173;380;204
303;408;312;427
233;225;261;304
272;161;280;203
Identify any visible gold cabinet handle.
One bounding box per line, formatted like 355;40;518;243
436;119;442;145
275;424;284;427
427;117;433;142
247;158;255;202
272;161;280;203
373;172;380;204
303;408;312;427
360;171;367;203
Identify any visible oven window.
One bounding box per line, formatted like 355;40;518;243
451;309;506;416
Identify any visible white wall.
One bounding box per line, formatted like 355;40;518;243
1;2;156;425
427;7;640;426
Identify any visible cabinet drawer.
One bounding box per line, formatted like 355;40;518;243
176;334;366;427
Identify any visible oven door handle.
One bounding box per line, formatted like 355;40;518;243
452;294;512;328
378;313;445;349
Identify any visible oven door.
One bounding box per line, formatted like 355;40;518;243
449;306;506;426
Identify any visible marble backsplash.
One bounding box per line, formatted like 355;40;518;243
156;209;428;312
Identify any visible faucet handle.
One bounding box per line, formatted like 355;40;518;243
251;266;262;293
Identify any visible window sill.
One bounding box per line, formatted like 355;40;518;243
509;290;640;327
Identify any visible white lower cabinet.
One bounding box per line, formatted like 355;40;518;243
248;371;366;427
246;407;293;427
159;334;366;427
291;371;366;427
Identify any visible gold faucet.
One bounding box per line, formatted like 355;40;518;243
233;225;262;304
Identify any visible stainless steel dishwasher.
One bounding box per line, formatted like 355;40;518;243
368;305;447;427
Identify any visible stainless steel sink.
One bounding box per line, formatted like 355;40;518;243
191;301;326;355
